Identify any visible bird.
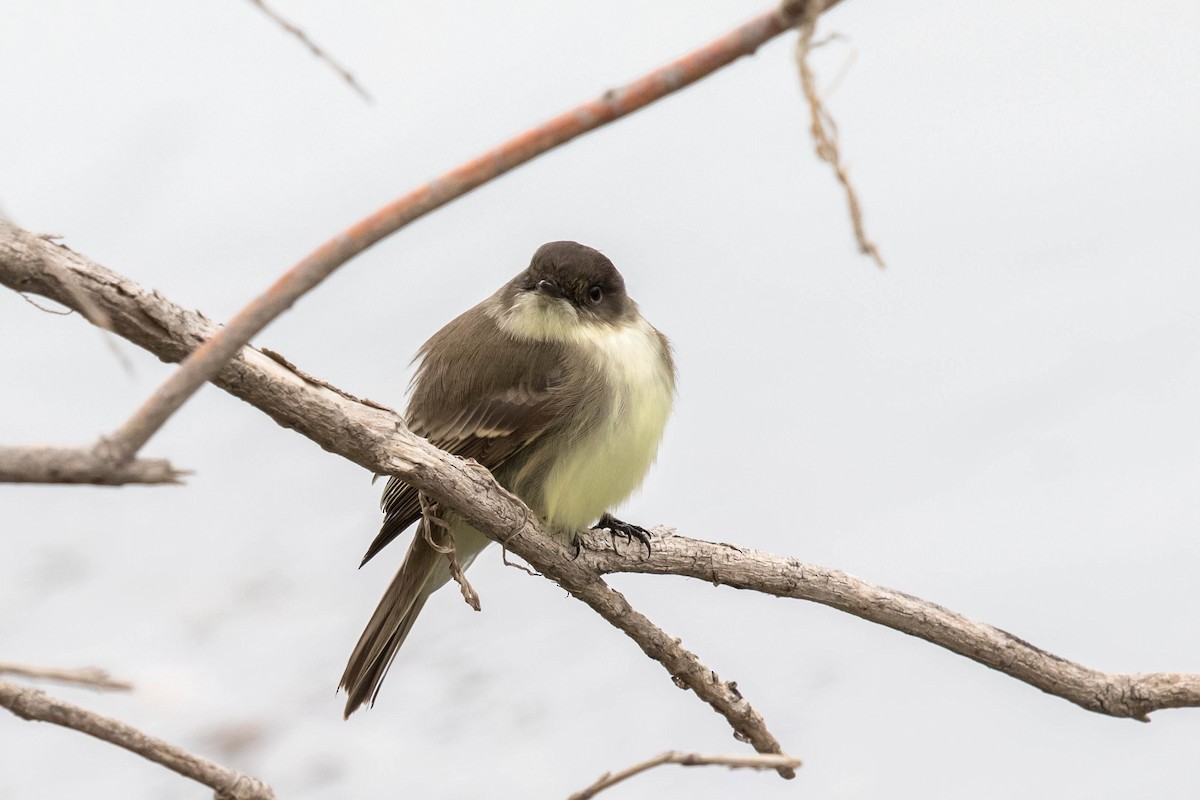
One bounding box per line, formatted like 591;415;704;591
339;240;675;716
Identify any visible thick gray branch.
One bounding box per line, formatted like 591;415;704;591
0;221;397;469
0;219;794;771
5;218;1200;751
574;527;1200;720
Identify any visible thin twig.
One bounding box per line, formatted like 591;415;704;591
419;492;481;610
569;751;802;800
817;36;859;97
0;663;132;692
245;0;372;103
18;292;74;314
484;465;539;576
0;680;275;800
501;547;540;578
793;0;885;266
89;0;847;483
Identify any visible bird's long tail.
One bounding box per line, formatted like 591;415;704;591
340;518;489;717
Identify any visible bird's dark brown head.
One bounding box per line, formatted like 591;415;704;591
508;241;632;325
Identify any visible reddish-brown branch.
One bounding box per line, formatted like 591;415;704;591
96;0;844;476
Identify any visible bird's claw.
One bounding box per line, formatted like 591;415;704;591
592;513;653;557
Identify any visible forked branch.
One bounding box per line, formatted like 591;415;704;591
7;222;1200;767
569;751;803;800
25;0;846;487
0;220;796;773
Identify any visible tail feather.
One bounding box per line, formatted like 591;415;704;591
340;519;489;717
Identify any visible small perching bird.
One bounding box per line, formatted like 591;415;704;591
340;241;675;716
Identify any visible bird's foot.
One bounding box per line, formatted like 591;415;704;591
592;513;653;557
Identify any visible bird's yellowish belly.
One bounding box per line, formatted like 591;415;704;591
541;320;674;530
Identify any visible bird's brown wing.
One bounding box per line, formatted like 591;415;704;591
359;306;569;566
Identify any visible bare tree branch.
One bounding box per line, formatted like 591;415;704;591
574;527;1200;720
0;663;132;692
84;0;847;488
569;751;802;800
24;232;113;330
0;445;185;485
0;680;275;800
244;0;373;103
0;1;851;491
0;220;797;774
11;1;1175;795
791;0;885;266
0;229;183;485
6;218;1200;754
15;227;135;371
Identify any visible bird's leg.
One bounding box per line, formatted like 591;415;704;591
592;513;653;556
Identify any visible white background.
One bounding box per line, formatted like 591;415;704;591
2;1;1198;797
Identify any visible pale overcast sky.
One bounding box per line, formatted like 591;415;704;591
2;2;1199;798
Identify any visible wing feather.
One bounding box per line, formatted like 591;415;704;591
359;305;569;566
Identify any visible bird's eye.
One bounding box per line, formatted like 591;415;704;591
588;284;603;304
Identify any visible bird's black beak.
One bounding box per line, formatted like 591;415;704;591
536;279;564;298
